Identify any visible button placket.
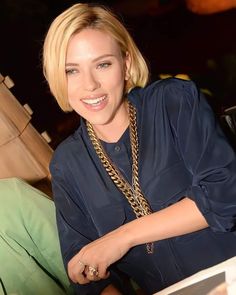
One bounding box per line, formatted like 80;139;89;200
114;145;121;152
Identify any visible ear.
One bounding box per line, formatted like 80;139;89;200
124;52;131;81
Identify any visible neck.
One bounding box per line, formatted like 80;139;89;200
93;117;129;143
92;101;129;143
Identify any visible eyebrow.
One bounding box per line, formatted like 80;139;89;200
65;54;115;67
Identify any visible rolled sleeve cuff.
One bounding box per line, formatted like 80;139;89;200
187;185;236;232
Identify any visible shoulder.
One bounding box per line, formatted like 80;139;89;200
129;78;200;115
147;78;199;104
130;78;200;107
0;177;25;193
0;177;48;203
50;126;84;172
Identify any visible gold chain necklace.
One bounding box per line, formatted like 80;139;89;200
86;101;154;254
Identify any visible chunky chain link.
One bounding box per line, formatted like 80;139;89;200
86;101;153;253
129;102;153;216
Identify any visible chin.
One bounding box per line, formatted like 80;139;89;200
90;120;109;127
87;114;112;126
86;117;105;125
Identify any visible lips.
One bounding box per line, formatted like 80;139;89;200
81;95;106;106
81;95;108;112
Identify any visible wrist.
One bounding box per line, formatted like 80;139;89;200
117;222;137;249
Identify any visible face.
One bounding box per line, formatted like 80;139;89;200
65;28;130;130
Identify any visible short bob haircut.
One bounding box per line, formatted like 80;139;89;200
43;3;149;112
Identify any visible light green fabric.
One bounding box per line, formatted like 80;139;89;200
0;178;73;295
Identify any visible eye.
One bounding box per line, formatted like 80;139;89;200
97;62;112;69
65;68;78;75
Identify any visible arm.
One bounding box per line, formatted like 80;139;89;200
51;166;122;294
118;197;208;247
68;80;236;283
68;197;208;281
169;80;236;233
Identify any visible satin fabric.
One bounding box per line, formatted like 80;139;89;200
50;78;236;294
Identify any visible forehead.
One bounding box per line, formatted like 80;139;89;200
66;28;121;60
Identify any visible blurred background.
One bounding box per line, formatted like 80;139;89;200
1;0;236;148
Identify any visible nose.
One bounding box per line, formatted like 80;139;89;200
83;71;100;91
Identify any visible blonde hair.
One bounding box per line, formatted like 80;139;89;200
43;3;149;112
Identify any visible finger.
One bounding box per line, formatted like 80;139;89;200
68;259;83;283
68;259;89;284
72;263;91;284
98;270;110;279
98;264;110;279
85;265;101;282
75;272;91;284
85;272;101;282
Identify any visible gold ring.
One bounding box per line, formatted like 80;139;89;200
88;265;99;277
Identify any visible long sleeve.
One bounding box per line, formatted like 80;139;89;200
51;164;116;295
163;79;236;232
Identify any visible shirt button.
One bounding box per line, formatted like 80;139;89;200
114;145;121;152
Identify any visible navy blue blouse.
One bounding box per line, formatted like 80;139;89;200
50;78;236;295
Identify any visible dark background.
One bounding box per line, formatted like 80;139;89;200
1;0;236;148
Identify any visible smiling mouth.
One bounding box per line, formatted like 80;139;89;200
82;95;106;106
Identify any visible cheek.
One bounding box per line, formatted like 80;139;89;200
107;68;125;89
68;97;84;116
67;87;80;110
67;79;80;99
68;94;80;111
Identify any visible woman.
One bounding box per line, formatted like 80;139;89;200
43;3;236;295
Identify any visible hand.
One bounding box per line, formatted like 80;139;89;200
67;227;131;284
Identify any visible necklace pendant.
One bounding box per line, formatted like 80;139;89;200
146;242;154;254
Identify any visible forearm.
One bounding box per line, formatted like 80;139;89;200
67;198;209;282
117;197;209;248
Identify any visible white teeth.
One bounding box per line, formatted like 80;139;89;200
82;96;106;106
